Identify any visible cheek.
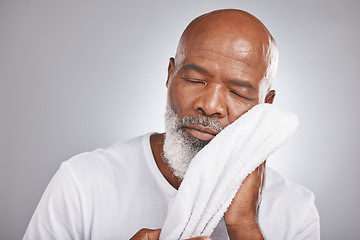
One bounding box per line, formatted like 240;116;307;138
227;99;257;123
167;80;194;114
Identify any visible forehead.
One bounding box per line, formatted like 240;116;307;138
179;36;267;87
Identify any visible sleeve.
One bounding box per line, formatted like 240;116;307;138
23;162;85;240
293;193;321;240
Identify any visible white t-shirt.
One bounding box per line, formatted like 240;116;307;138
23;133;320;240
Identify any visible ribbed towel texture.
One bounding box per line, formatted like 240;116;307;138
160;104;299;239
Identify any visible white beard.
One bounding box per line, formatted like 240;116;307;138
163;102;223;179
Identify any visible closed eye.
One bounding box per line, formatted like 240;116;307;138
182;77;206;85
230;90;252;100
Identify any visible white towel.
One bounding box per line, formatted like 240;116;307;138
159;103;299;239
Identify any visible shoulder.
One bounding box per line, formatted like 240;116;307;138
63;133;151;180
264;167;316;205
260;167;320;239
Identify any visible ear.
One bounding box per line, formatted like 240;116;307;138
166;57;175;88
265;90;276;104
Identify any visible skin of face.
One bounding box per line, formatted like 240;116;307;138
142;10;278;239
166;10;277;141
150;9;277;190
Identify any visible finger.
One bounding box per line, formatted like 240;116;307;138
186;236;212;240
256;161;266;214
146;229;161;239
130;228;161;240
240;161;266;192
256;161;266;195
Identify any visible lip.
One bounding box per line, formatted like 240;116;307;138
184;125;219;141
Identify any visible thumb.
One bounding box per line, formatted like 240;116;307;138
186;237;212;240
129;228;161;240
147;229;161;239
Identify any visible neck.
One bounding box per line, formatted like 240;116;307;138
150;133;182;189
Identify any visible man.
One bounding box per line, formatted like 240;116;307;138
23;9;320;240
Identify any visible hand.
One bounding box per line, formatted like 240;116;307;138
130;228;212;240
224;161;266;240
130;228;161;240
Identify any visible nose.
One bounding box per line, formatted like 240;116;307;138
193;84;227;118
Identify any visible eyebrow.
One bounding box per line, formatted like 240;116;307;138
182;64;209;74
228;79;256;91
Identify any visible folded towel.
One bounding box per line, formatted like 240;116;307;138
159;103;299;239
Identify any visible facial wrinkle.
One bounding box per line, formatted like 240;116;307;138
195;48;258;69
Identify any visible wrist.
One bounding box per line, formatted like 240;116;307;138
226;221;264;240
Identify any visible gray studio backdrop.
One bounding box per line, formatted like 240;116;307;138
1;1;359;239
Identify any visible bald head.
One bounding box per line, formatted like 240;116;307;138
174;9;278;102
162;10;279;180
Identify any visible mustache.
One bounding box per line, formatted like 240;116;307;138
178;115;224;133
